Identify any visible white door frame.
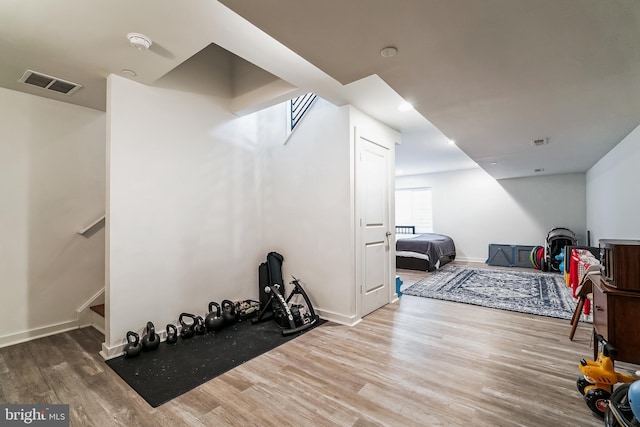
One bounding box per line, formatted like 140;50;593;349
354;125;396;318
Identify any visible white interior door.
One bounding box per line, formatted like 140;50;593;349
358;135;391;317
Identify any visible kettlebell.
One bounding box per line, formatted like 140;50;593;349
166;324;178;344
123;331;142;358
179;312;196;339
141;321;160;352
194;316;206;335
221;299;237;324
205;302;225;332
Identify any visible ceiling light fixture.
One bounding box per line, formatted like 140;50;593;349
490;162;498;165
121;69;137;77
127;33;152;50
380;46;398;58
398;102;413;111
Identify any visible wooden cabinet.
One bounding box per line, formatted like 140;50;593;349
600;239;640;291
592;278;640;364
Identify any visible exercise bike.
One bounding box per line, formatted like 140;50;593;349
252;275;320;336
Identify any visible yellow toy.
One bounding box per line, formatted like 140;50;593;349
577;334;639;416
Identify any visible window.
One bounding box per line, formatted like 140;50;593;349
395;188;433;233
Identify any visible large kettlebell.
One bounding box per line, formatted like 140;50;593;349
141;321;160;352
194;316;206;335
205;302;225;332
123;331;142;358
221;300;237;324
179;313;196;339
166;324;178;344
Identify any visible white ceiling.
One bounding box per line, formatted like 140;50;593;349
1;1;638;179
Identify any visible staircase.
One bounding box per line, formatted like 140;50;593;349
89;304;105;334
90;304;105;317
77;289;105;334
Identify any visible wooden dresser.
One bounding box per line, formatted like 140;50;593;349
592;239;640;364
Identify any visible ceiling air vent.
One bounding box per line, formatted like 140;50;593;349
531;137;549;147
18;70;82;95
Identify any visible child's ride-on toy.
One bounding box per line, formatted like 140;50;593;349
577;334;639;417
605;380;640;427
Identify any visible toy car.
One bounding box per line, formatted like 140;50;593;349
577;335;639;416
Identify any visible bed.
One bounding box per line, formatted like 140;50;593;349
395;225;456;271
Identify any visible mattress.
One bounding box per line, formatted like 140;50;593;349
396;232;456;271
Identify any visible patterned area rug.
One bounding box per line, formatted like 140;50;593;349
403;265;577;320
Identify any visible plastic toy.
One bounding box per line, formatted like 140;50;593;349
577;334;639;416
605;379;640;427
555;253;565;273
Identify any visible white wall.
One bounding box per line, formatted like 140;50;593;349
396;168;586;262
587;124;640;243
259;101;398;323
106;75;267;353
0;87;105;344
259;99;355;322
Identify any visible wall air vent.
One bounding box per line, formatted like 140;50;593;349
18;70;82;95
531;138;549;147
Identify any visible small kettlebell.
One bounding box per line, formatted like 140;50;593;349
179;313;196;339
123;331;142;358
141;321;160;352
194;316;206;335
205;302;225;332
221;299;237;324
166;324;178;344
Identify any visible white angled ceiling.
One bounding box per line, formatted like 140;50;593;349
1;0;638;180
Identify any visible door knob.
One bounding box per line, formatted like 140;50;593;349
386;231;392;237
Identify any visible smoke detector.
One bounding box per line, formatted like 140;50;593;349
127;33;152;50
380;46;398;58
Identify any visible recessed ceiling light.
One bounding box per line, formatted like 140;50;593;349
490;162;498;165
380;46;398;58
398;102;413;111
121;69;137;77
127;33;152;50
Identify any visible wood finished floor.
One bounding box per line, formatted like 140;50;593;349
0;266;614;426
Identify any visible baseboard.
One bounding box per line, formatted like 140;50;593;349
315;308;361;327
454;256;487;264
0;319;79;349
79;310;105;335
99;310;361;361
100;342;124;360
90;323;105;335
100;329;169;360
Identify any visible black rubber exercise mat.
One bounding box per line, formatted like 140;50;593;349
106;318;324;407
